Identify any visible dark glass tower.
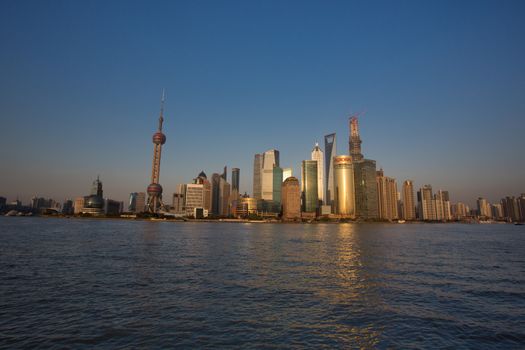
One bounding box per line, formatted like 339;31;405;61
232;168;240;192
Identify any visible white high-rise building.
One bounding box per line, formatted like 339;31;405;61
311;142;324;204
282;167;293;181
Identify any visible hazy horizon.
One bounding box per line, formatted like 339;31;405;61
1;0;524;207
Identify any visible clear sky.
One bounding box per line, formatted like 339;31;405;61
1;0;524;206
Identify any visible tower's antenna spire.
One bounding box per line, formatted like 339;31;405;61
158;89;165;131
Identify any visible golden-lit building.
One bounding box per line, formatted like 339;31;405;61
333;155;355;218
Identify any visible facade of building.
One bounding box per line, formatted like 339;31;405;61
518;194;525;222
301;160;318;213
349;116;364;162
324;133;336;207
252;149;282;212
376;169;398;220
253;154;262;200
435;190;452;221
262;149;280;200
74;197;85;214
452;202;469;220
477;197;492;218
354;159;379;219
172;192;184;214
184;184;205;217
128;192;146;213
418;185;435;220
491;203;504;220
231;168;240;192
282;167;293;181
311;143;324;204
282;177;301;221
233;197;258;217
104;199;121;216
402;180;416;220
333;155;355;217
82;176;105;215
219;177;231;216
62;199;74;215
348;117;378;219
502;196;520;222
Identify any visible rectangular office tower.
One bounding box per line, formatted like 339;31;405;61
376;169;398;220
301;160;318;213
402;180;416;220
253;149;283;212
353;159;379;219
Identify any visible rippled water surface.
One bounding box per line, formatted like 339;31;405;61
1;217;524;348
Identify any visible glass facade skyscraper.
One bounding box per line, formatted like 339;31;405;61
324;133;336;207
301;160;318;213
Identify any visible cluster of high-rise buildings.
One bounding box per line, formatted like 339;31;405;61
2;97;524;222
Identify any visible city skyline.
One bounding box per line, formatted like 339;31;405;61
1;1;524;205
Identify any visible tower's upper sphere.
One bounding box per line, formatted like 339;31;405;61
153;132;166;145
147;183;163;194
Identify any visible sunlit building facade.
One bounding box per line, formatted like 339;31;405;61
402;180;416;220
376;169;398;220
333;155;355;217
282;177;301;221
311;142;324;204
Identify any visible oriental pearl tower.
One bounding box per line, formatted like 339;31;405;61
146;91;168;213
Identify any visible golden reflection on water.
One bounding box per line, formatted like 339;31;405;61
313;223;383;347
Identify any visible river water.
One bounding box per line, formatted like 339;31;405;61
1;217;524;348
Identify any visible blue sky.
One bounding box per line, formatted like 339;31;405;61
1;0;524;206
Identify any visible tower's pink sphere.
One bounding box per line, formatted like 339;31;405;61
152;132;166;145
147;183;163;194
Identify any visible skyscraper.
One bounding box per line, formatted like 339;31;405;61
324;133;336;206
231;168;240;192
518;194;525;222
311;142;324;204
501;196;520;222
129;192;146;213
211;173;221;215
402;180;416;220
354;159;379;219
253;154;262;200
348;116;378;219
146;92;168;213
301;160;318;213
418;185;435;220
282;177;301;221
349;116;363;162
282;167;293;181
477;197;492;218
333;155;355;217
376;169;398;220
194;171;211;212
